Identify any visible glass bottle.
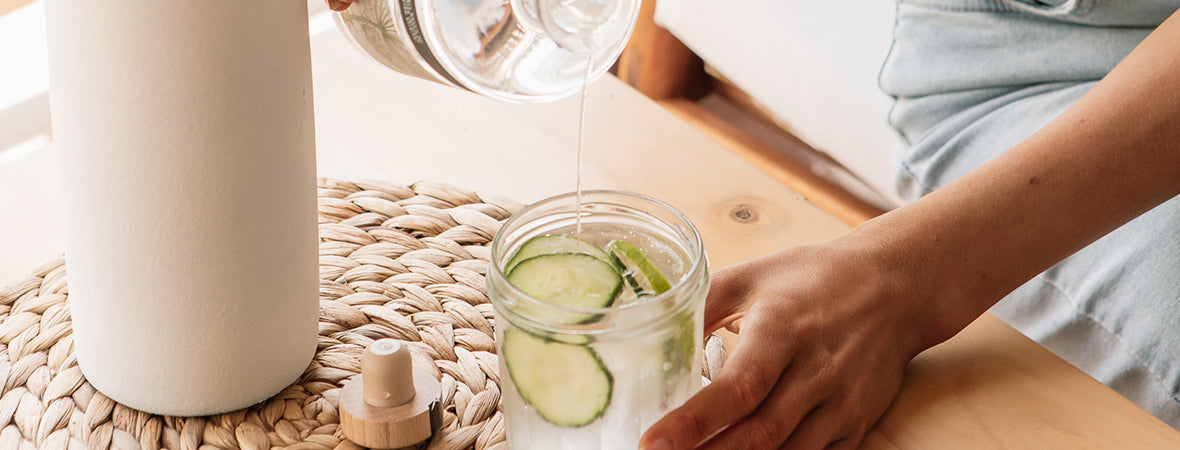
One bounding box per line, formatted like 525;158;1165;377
334;0;641;102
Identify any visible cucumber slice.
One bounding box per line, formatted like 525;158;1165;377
606;240;672;296
505;235;614;273
506;253;621;324
503;328;612;427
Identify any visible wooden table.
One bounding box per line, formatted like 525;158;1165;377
305;25;1180;447
3;11;1178;447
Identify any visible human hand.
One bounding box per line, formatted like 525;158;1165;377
640;240;936;449
327;0;355;12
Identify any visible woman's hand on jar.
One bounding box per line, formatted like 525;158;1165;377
639;238;938;450
327;0;355;12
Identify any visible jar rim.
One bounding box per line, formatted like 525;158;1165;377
489;190;707;330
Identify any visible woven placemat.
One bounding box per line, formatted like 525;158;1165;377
0;179;526;450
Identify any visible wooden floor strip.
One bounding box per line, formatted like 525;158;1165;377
660;98;883;226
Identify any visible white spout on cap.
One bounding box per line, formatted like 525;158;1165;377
361;339;417;407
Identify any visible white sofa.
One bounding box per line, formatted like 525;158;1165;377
653;0;905;209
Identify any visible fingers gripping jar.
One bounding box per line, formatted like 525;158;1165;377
333;0;641;102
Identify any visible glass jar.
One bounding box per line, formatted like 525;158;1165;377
488;190;709;449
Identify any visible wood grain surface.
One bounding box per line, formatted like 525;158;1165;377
310;27;1180;447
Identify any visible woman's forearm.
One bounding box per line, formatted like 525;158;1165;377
851;10;1180;346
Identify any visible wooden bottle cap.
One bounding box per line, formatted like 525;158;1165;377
361;339;416;407
340;339;441;449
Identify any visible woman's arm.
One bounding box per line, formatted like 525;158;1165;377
640;9;1180;450
876;9;1180;345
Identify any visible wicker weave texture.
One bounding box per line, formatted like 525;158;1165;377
0;179;525;450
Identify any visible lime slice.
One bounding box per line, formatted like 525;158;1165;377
663;309;697;375
606;240;672;296
607;240;694;372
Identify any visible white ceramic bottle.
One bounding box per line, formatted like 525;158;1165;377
44;0;319;416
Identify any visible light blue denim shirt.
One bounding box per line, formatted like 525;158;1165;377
880;0;1180;429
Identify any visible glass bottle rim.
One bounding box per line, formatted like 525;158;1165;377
415;0;638;102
